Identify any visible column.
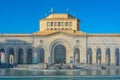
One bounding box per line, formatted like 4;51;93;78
80;48;86;64
92;48;96;64
101;48;105;65
33;49;37;64
47;51;51;65
119;49;120;65
70;49;74;64
44;50;49;63
23;49;27;64
5;49;9;64
14;50;18;64
111;48;115;65
67;49;73;64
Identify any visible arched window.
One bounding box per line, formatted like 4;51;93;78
74;48;80;63
106;48;111;65
96;48;101;64
8;48;15;64
0;48;5;63
115;48;119;66
18;48;24;64
38;48;45;63
27;48;32;64
87;48;92;64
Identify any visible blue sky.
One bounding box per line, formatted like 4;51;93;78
0;0;120;34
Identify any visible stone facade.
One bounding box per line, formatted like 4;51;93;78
0;13;120;66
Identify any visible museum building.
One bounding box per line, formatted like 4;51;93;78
0;13;120;66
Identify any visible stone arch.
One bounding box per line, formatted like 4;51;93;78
115;48;119;66
105;48;111;65
54;44;66;64
0;47;6;63
113;47;120;52
49;39;71;51
26;47;33;64
7;47;15;64
96;48;102;65
17;47;24;64
73;45;85;63
87;48;92;64
105;46;112;51
95;46;102;52
74;47;80;63
50;39;71;64
37;46;45;63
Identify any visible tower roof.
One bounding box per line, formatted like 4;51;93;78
46;13;75;19
40;13;80;21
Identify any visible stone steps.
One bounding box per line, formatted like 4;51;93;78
16;63;48;69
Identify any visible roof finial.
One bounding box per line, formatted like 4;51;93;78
66;8;69;13
50;8;54;14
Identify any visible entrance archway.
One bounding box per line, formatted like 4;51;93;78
87;48;92;64
115;48;119;66
27;48;32;64
96;48;101;64
8;48;14;64
106;48;111;65
18;48;24;64
0;48;5;63
54;44;66;64
38;48;45;63
74;48;80;63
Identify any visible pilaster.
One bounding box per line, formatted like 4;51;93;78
14;50;18;64
33;48;37;64
92;48;96;64
23;49;27;64
111;48;115;65
67;49;73;64
119;51;120;65
44;50;49;63
5;49;9;64
101;49;105;64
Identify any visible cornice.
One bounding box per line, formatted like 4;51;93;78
88;34;120;37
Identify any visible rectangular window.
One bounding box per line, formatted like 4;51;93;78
69;22;72;26
66;22;69;26
58;22;61;26
47;22;50;26
51;22;53;26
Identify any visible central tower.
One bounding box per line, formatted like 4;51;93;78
39;13;80;32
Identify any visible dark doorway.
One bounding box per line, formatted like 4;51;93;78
54;44;66;64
